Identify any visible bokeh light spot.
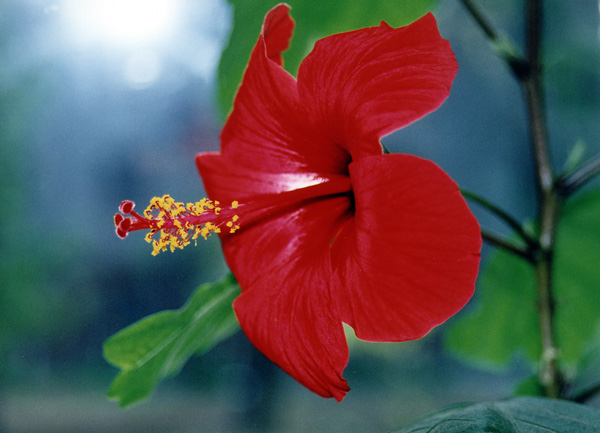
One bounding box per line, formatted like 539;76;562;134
124;50;162;89
63;0;181;47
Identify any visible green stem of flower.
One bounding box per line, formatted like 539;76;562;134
460;188;538;250
459;0;529;79
573;382;600;403
523;0;563;399
462;0;565;399
459;0;498;40
557;152;600;196
480;230;534;262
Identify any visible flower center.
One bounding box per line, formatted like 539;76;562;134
113;175;352;256
114;195;240;256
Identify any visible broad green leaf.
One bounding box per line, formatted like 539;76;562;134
393;397;600;432
447;189;600;368
446;244;540;367
513;375;545;397
104;273;241;407
218;0;439;117
569;345;600;402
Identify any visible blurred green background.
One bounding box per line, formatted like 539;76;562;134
2;0;599;431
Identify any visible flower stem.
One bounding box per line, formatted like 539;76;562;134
460;188;538;249
459;0;528;78
557;151;600;196
462;0;569;399
522;0;563;398
461;0;568;398
480;230;534;262
459;0;498;41
573;382;600;403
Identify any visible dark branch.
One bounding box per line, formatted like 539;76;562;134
460;0;529;78
461;189;539;249
557;152;600;196
481;230;535;262
524;0;563;399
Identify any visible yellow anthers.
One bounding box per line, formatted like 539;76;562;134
144;231;154;243
123;195;241;255
228;214;241;234
205;222;220;234
199;226;210;239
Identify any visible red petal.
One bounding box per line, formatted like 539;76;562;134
229;197;352;400
331;154;481;341
220;4;349;176
297;13;458;159
196;152;333;199
262;3;294;65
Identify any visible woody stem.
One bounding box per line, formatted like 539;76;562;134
523;0;562;398
461;0;563;398
460;0;528;78
460;188;538;250
557;152;600;195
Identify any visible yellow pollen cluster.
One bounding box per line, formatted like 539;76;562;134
142;195;240;256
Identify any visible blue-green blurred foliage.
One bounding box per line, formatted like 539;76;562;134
2;0;600;430
104;274;240;407
447;190;600;369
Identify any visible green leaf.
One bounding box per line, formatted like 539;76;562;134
218;0;439;117
569;345;600;402
561;139;586;176
445;245;540;367
513;375;545;397
103;273;241;407
446;189;600;369
393;397;600;432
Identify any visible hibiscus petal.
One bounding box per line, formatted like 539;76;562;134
297;13;458;159
199;142;353;399
331;154;481;342
229;197;353;400
261;2;294;65
221;4;349;176
196;152;333;199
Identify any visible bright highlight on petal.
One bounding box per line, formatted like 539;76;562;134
114;195;240;255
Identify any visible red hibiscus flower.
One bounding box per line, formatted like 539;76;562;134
115;4;481;401
196;4;481;401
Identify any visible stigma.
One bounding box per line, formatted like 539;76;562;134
114;195;240;256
